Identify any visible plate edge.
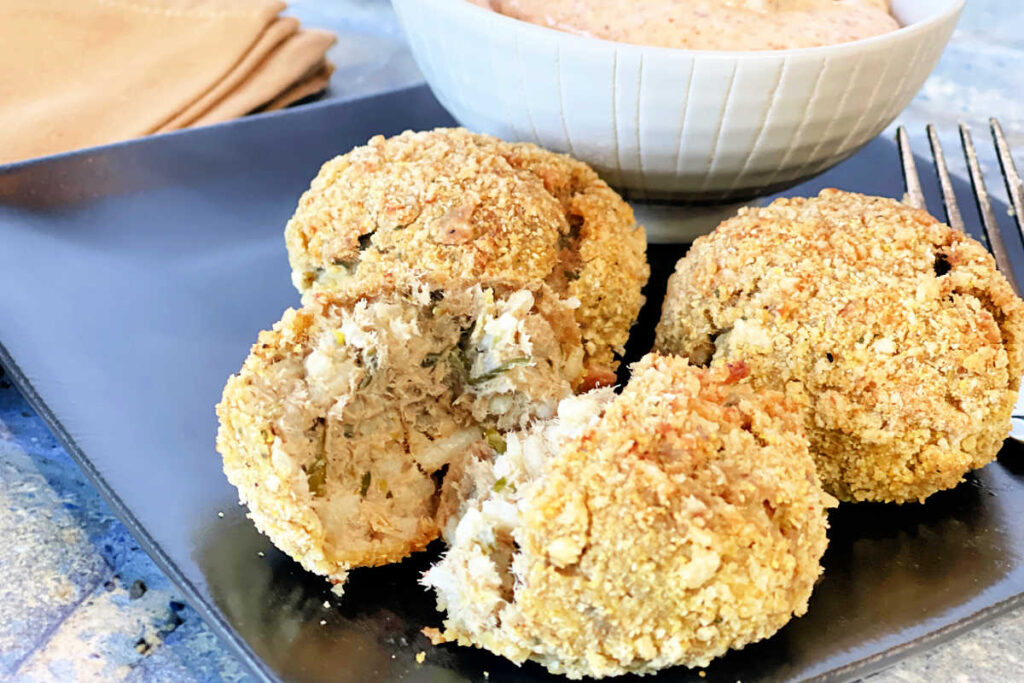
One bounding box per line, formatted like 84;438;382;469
0;339;280;683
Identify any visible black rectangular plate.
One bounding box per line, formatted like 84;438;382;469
2;85;1023;683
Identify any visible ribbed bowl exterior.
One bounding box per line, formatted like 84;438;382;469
393;0;963;201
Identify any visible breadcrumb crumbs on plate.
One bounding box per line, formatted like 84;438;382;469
421;626;446;645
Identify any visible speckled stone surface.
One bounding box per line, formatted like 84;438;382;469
1;1;1021;681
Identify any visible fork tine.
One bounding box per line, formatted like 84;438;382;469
897;126;926;210
960;122;1022;298
991;118;1024;242
927;125;966;232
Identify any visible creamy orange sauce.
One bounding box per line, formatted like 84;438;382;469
471;0;901;51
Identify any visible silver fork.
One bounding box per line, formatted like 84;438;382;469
897;120;1024;434
897;119;1024;298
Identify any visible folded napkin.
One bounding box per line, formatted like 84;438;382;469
0;0;335;165
179;27;337;129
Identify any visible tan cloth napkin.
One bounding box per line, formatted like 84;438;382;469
0;0;335;165
154;15;301;132
183;28;336;128
261;61;335;114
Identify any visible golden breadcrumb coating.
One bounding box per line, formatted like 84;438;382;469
216;275;584;591
655;189;1024;503
424;354;834;678
283;127;649;378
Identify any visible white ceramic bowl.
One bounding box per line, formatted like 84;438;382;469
393;0;964;201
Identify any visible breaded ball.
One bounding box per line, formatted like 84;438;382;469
283;128;649;381
423;355;834;678
655;189;1024;503
216;276;584;591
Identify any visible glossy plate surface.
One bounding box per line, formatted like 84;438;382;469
1;86;1023;683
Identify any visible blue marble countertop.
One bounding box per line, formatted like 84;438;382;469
2;1;1022;680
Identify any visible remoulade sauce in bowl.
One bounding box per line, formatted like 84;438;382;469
394;0;963;203
470;0;901;51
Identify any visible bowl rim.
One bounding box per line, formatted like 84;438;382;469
413;0;966;60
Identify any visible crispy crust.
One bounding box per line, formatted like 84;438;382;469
425;355;834;678
217;302;353;586
655;189;1024;503
216;274;584;589
284;127;649;375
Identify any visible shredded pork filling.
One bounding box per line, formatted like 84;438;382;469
426;389;615;626
285;284;582;566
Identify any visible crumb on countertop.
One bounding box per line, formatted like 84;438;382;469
128;580;146;600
